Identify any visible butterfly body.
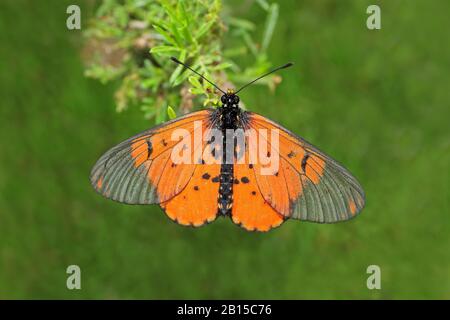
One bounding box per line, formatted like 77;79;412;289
215;90;243;216
90;62;365;232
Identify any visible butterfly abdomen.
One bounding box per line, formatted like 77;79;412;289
218;163;233;215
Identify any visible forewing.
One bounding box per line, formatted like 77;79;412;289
90;109;214;204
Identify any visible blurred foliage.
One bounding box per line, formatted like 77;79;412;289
84;0;281;122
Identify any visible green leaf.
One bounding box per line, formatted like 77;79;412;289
160;0;179;24
188;76;202;89
173;70;191;86
256;0;270;11
181;24;194;44
262;3;279;52
167;106;177;119
211;62;233;71
228;17;255;31
189;87;204;95
196;18;216;40
169;22;183;45
141;77;160;89
242;31;258;56
152;24;177;45
150;45;180;56
224;46;247;57
169;50;187;85
177;0;191;26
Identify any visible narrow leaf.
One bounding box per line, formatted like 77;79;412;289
211;62;233;71
256;0;270;11
167;106;177;119
150;46;180;56
262;3;279;52
153;24;177;45
228;17;255;31
196;18;216;40
188;76;202;89
169;50;187;85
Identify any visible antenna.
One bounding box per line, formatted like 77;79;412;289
170;57;226;94
235;62;294;94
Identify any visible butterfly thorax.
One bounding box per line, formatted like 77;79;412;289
219;91;241;130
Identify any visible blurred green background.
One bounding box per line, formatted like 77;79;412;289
1;0;449;299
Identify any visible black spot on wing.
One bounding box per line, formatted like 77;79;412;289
301;153;310;173
202;173;211;180
147;141;153;157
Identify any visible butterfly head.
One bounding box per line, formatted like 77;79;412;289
221;89;240;108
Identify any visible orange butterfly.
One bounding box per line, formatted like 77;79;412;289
90;58;365;232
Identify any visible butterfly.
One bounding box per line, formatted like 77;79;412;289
90;57;365;232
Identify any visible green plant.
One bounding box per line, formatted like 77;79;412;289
83;0;281;123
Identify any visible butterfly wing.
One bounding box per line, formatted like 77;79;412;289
90;109;221;226
232;111;365;229
160;162;221;227
232;161;286;231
